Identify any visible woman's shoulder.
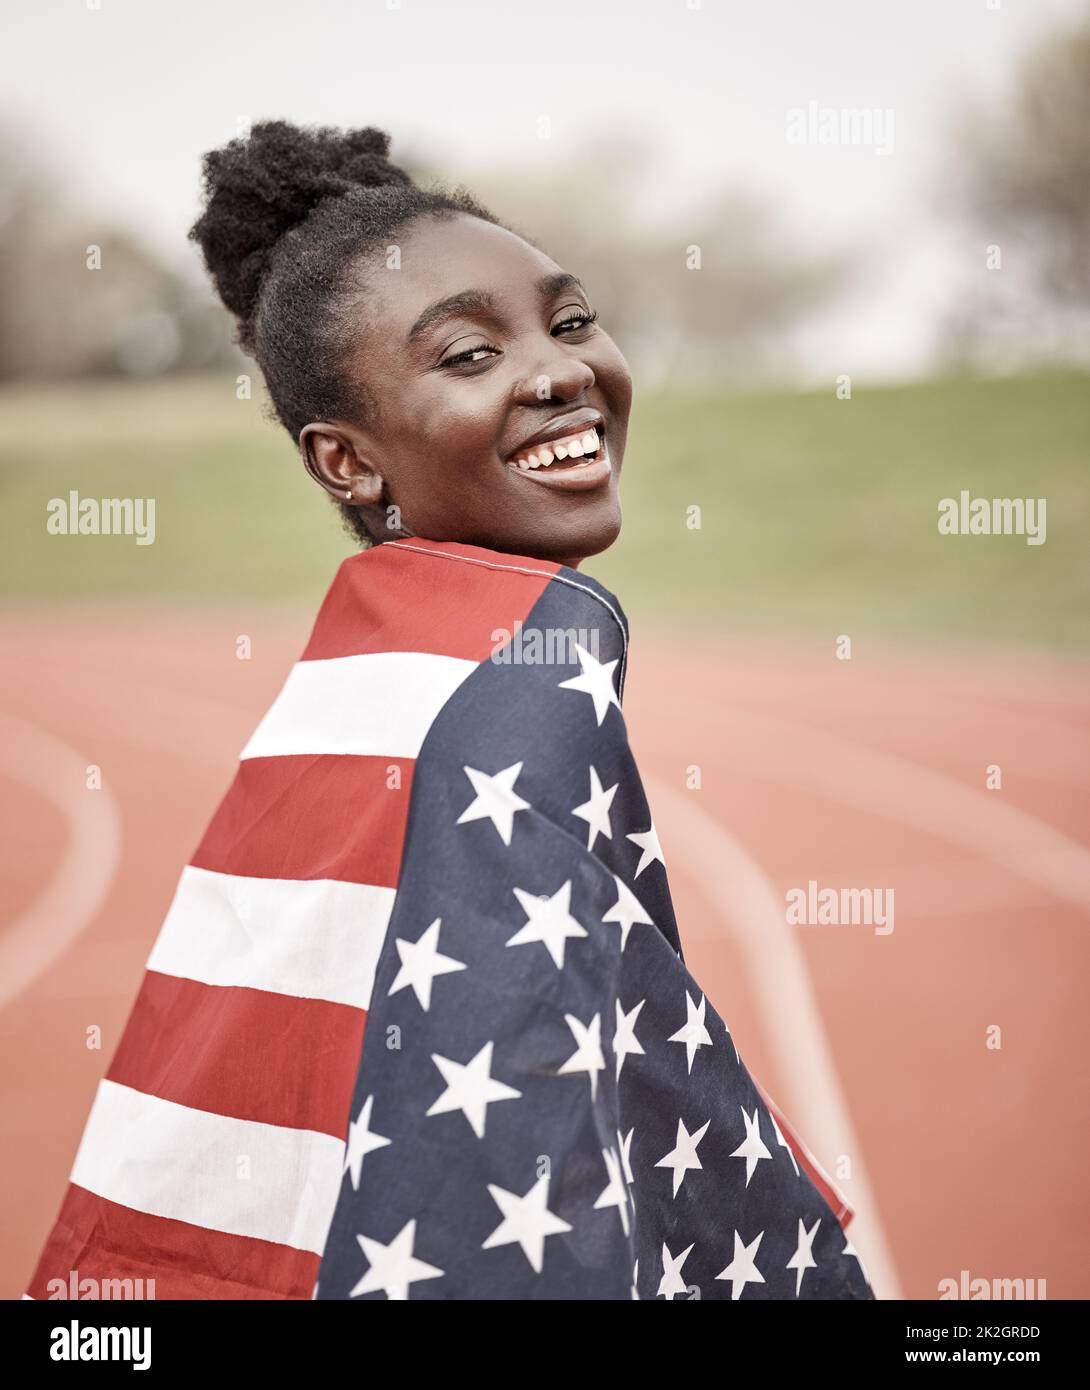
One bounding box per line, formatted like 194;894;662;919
335;536;629;664
306;536;630;710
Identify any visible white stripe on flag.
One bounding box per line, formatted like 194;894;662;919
239;651;477;761
148;866;393;1010
70;1080;344;1254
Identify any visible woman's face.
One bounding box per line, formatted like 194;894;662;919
302;213;632;568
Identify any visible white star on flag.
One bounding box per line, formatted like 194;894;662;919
349;1219;444;1300
668;990;714;1073
787;1217;822;1295
343;1094;392;1191
426;1040;522;1139
572;765;618;849
558;1010;606;1099
388;917;466;1011
626;821;664;876
720;1011;740;1064
730;1105;773;1186
558;643;621;726
655;1115;711;1197
508;881;587;968
602;873;654;950
843;1236;870;1286
716;1229;766;1300
657;1241;695;1299
769;1110;800;1175
594;1147;630;1236
457;761;530;845
617;1126;636;1186
482;1174;572;1273
613;996;646;1079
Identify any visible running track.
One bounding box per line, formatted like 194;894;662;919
2;609;1086;1300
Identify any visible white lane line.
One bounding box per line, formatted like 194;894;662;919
644;772;902;1301
687;701;1090;914
0;673;267;1016
0;711;123;1011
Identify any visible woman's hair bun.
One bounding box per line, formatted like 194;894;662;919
189;119;412;331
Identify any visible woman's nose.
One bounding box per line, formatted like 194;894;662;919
517;345;595;403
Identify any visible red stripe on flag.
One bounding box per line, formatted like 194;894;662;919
26;1184;319;1300
106;971;366;1139
303;539;559;662
191;754;413;885
753;1081;855;1228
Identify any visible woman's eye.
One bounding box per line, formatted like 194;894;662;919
440;309;599;367
441;342;500;368
554;308;599;334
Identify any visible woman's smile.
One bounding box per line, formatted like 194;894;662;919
506;440;611;491
504;414;612;492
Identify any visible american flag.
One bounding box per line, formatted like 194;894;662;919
27;538;874;1301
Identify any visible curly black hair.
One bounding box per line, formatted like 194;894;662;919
188;119;507;547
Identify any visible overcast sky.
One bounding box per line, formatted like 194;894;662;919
3;0;1085;379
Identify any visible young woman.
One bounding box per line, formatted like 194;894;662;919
27;121;874;1302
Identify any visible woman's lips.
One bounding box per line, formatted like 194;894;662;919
503;434;612;492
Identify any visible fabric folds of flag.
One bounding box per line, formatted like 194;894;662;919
26;537;874;1302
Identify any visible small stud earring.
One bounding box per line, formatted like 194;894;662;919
343;489;353;500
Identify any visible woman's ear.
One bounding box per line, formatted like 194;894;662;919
299;423;385;507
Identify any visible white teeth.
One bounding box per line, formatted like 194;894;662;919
510;426;602;470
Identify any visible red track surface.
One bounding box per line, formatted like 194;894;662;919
2;609;1086;1299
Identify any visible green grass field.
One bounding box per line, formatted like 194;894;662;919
1;369;1086;650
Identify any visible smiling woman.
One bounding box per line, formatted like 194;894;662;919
25;120;875;1303
187;120;631;568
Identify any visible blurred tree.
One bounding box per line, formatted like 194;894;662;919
0;118;238;381
940;7;1090;366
